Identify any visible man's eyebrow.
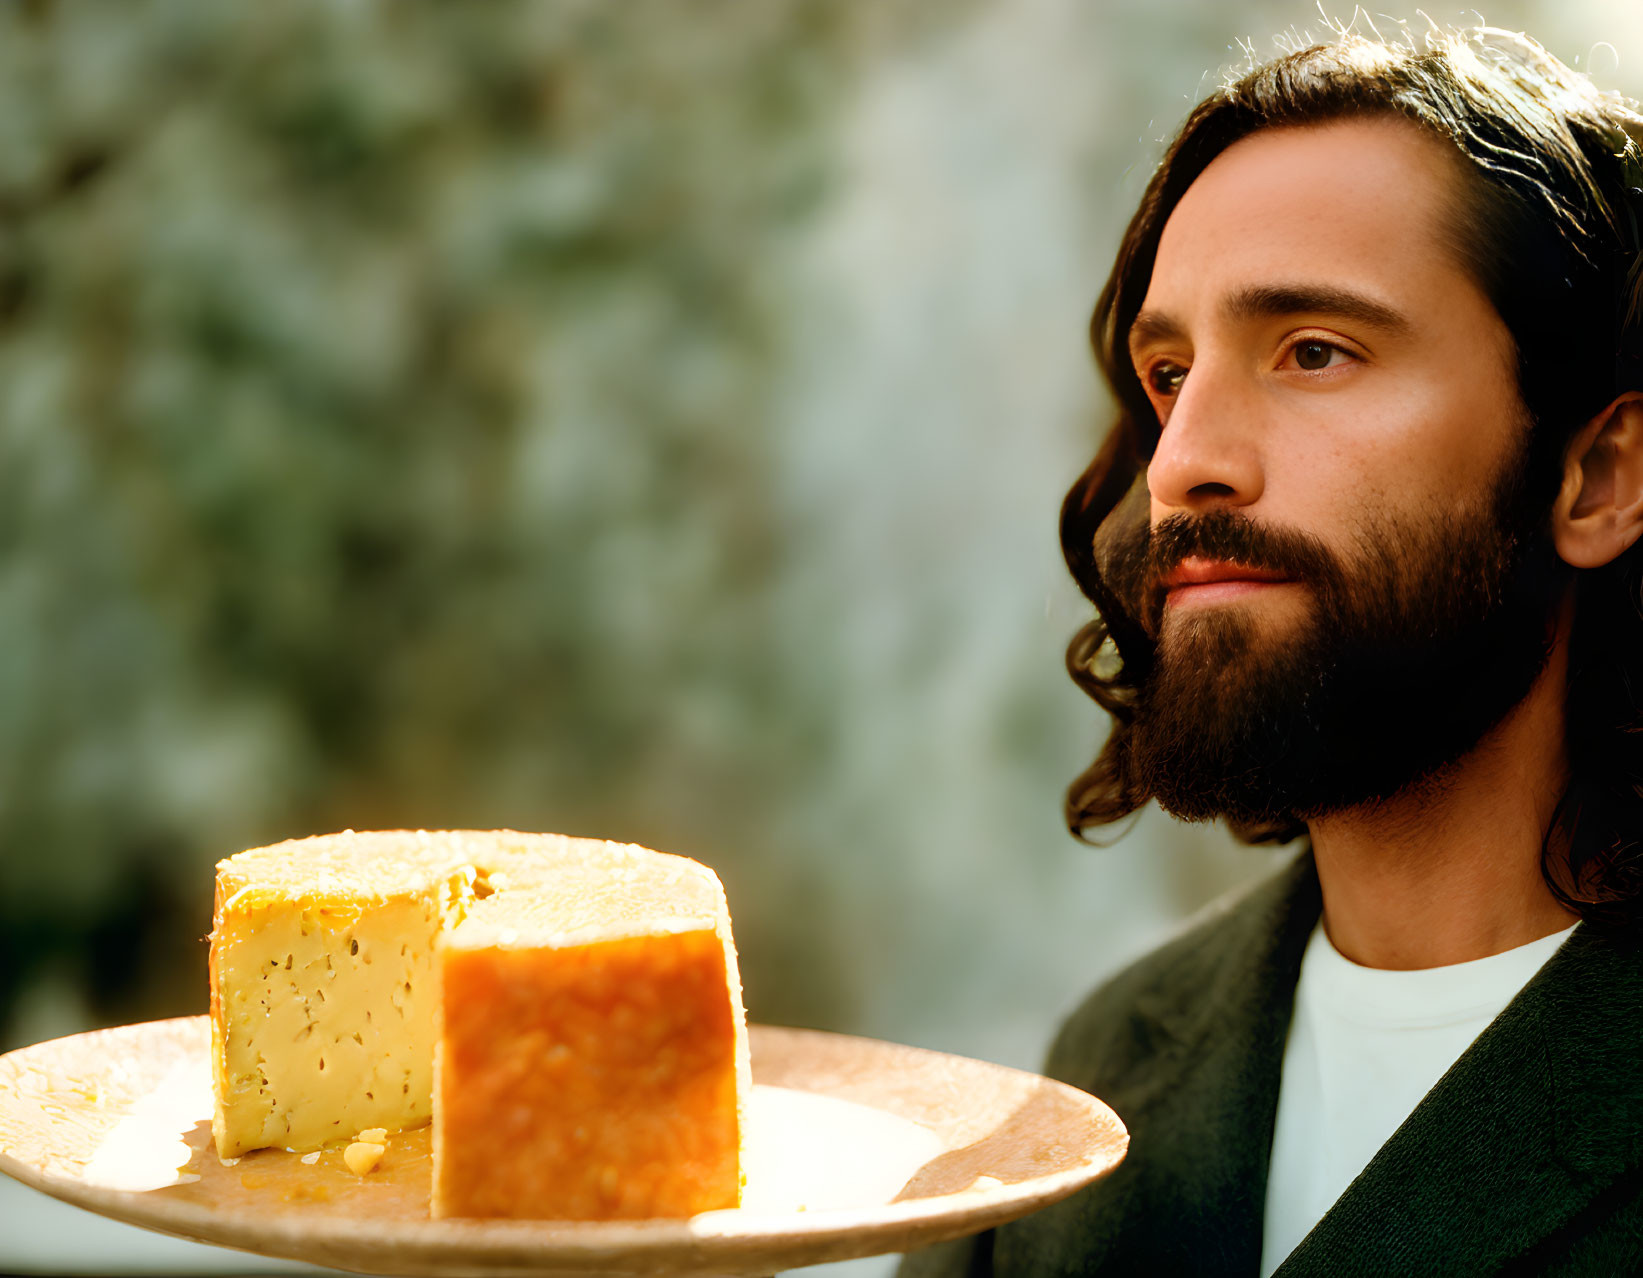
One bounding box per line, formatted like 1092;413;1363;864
1224;283;1412;335
1127;283;1413;358
1127;308;1185;354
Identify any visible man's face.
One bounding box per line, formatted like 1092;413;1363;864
1107;117;1563;825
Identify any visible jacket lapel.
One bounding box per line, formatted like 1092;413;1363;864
999;852;1320;1276
1128;852;1322;1272
1277;925;1643;1275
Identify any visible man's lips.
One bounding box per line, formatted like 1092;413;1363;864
1160;556;1296;606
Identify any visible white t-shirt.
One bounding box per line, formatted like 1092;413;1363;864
1258;920;1576;1276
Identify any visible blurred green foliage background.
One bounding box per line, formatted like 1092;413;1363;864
2;0;893;1047
5;0;1643;1081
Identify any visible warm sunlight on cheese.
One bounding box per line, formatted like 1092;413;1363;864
208;829;748;1219
435;878;743;1219
209;839;470;1159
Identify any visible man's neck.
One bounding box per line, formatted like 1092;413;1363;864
1306;631;1580;971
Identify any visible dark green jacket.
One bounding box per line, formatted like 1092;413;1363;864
902;852;1643;1276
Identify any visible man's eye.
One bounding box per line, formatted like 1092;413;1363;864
1291;340;1345;371
1147;362;1187;395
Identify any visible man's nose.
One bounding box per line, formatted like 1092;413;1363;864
1144;361;1265;517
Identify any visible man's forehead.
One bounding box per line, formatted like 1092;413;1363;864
1136;118;1471;338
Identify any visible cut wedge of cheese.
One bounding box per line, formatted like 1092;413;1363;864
208;829;748;1218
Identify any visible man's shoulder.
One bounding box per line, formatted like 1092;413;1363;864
1045;849;1316;1095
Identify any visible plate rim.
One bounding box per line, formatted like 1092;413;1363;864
0;1016;1128;1273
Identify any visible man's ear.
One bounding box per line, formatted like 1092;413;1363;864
1553;392;1643;569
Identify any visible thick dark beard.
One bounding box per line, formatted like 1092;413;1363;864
1107;459;1564;829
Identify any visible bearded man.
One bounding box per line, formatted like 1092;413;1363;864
903;26;1643;1278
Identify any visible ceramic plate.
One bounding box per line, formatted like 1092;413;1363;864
0;1018;1126;1277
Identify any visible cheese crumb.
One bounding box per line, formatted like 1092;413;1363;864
356;1128;388;1144
300;1152;321;1165
969;1175;1004;1192
345;1141;386;1175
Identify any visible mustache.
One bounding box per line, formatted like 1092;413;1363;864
1095;507;1344;637
1147;510;1340;586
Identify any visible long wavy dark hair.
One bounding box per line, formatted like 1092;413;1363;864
1062;27;1643;926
